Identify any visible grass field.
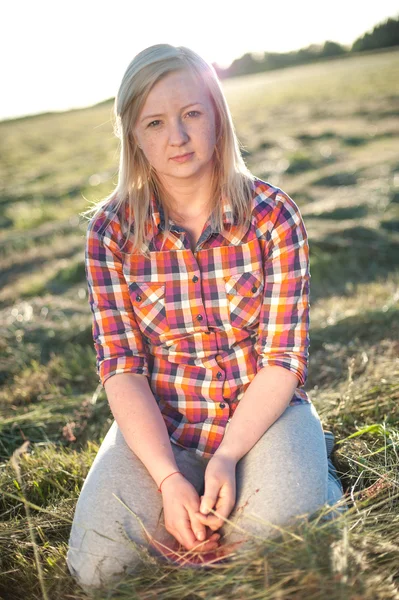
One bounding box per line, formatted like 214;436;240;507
1;48;399;599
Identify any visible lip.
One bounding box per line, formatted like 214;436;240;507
170;152;194;163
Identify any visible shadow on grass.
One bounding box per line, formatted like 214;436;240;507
0;245;82;291
296;131;337;143
313;172;358;186
310;225;399;300
0;392;111;461
45;260;86;294
310;307;399;353
25;323;93;355
0;218;86;258
306;205;369;220
341;135;369;147
381;219;399;232
0;187;83;208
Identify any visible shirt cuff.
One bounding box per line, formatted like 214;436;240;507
256;354;307;387
98;356;150;386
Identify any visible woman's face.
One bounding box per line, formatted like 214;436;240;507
133;69;217;186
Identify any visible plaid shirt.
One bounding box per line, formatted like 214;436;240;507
85;178;311;457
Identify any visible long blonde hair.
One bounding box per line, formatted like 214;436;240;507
82;44;255;256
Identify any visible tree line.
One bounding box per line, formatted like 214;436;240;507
214;15;399;79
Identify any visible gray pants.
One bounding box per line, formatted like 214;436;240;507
67;403;346;589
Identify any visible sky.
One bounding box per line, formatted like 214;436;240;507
1;0;398;121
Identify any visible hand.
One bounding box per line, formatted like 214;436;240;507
194;453;237;532
161;473;221;553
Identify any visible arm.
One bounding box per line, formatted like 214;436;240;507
105;373;182;487
86;213;220;551
197;191;310;522
215;190;310;461
196;366;298;523
214;365;298;462
105;374;221;551
85;214;179;486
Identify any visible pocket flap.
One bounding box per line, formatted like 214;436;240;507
224;269;263;297
129;281;165;306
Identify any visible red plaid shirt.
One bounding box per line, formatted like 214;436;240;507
85;178;311;457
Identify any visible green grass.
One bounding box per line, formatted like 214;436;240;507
1;48;399;599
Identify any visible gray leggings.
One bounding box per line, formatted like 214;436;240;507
67;403;346;589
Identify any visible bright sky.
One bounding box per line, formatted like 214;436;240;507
1;0;398;121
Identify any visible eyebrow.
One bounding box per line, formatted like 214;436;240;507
140;102;204;123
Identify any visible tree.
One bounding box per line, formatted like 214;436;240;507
321;41;347;57
352;16;399;52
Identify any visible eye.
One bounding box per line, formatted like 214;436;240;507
147;120;162;128
186;110;201;118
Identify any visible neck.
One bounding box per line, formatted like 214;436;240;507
156;163;215;220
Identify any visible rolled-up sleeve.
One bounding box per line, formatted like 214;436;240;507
255;190;310;386
85;215;150;386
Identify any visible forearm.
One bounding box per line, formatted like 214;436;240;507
215;366;299;462
104;373;179;488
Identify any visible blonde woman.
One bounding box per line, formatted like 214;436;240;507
67;44;346;590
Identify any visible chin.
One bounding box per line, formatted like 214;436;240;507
170;162;212;179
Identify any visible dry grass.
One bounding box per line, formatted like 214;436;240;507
0;48;398;599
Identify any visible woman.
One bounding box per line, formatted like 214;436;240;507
67;44;346;590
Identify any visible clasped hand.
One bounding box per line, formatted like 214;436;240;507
161;453;237;552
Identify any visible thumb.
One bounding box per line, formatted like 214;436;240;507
199;483;219;515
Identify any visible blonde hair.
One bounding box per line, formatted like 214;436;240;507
82;44;255;256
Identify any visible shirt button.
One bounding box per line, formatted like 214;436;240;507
136;295;142;302
216;371;223;379
219;402;226;408
251;286;258;293
192;275;199;283
197;314;203;321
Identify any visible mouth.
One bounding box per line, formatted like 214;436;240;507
170;152;194;163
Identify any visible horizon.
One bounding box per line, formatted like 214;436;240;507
2;0;398;122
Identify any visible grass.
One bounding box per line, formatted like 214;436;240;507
0;48;399;599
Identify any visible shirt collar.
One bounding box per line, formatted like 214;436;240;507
150;192;237;234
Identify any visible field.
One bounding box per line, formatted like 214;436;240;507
1;48;399;599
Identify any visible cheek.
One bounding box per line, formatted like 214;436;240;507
198;122;217;151
141;138;164;165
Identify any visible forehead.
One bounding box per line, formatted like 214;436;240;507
142;69;210;111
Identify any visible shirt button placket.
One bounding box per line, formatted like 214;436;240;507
192;274;205;328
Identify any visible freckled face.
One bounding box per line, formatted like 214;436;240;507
133;70;217;184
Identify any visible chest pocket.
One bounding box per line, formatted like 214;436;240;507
128;281;169;340
224;269;264;329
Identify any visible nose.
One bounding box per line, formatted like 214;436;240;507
169;118;189;146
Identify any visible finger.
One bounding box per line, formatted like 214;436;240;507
174;515;200;550
200;480;220;515
192;532;221;553
191;513;220;542
195;512;222;531
178;522;221;553
188;508;207;542
196;492;235;530
172;495;221;552
207;529;221;542
195;511;217;527
175;516;220;553
195;509;223;531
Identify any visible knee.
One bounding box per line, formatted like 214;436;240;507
220;485;328;546
66;531;145;590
